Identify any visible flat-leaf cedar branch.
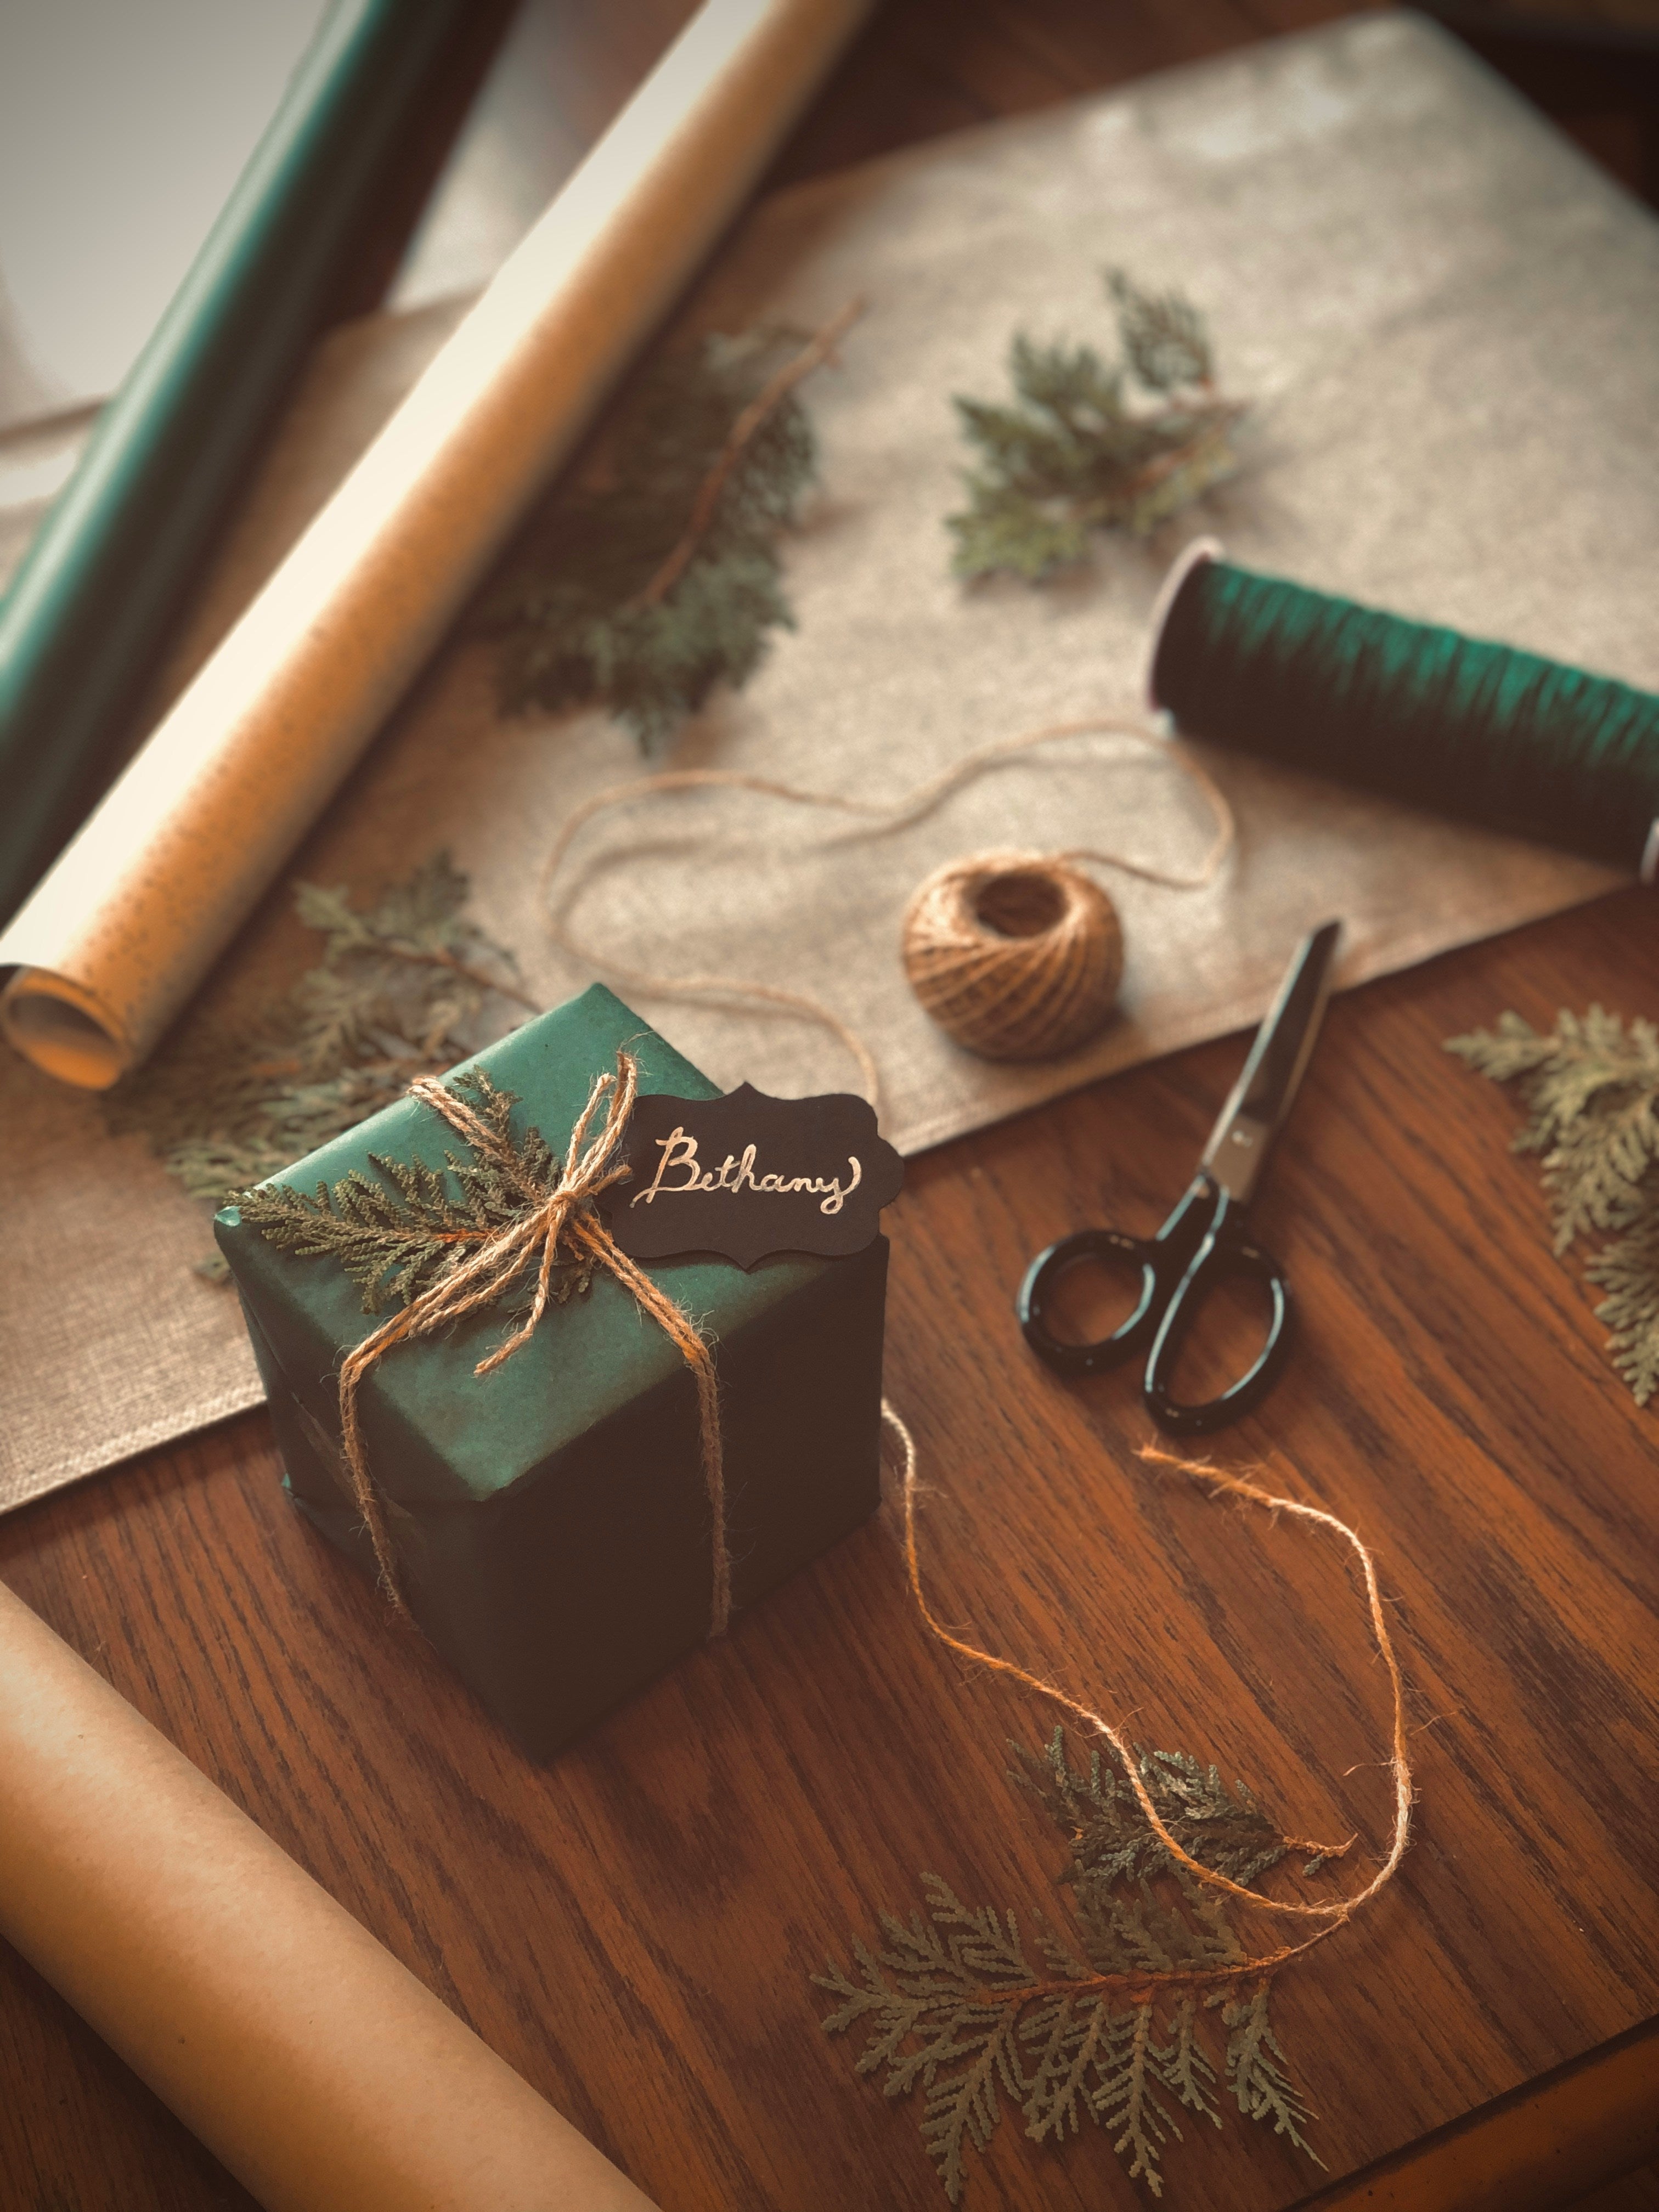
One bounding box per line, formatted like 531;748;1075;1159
478;303;860;749
103;856;533;1274
947;268;1245;585
1447;1006;1659;1402
227;1069;587;1317
816;1729;1327;2203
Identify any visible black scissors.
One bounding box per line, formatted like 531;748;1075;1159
1016;920;1341;1436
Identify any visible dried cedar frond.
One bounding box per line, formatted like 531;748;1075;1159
816;1729;1325;2202
947;269;1245;585
104;856;532;1274
1448;1006;1659;1402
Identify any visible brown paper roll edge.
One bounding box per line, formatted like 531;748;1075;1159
0;1578;659;2212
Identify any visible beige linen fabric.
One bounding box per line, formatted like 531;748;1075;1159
2;14;1653;1508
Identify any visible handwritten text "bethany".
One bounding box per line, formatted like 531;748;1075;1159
631;1128;862;1216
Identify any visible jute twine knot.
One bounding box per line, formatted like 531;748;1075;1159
900;850;1124;1060
336;1052;730;1635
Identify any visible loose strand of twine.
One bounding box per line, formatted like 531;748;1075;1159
539;719;1235;1105
336;1057;730;1634
879;1401;1411;1977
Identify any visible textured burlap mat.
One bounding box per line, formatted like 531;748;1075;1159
3;14;1652;1510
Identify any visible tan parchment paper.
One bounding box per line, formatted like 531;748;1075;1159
2;13;1655;1507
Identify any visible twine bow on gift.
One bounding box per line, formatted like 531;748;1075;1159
335;1052;730;1634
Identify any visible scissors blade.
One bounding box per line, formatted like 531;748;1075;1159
1200;919;1342;1206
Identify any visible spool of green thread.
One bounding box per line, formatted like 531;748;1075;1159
1148;542;1659;879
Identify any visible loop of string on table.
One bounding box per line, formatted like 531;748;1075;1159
880;1400;1413;1982
538;716;1236;1107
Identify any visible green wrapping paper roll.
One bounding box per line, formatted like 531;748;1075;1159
0;0;514;929
0;0;874;1091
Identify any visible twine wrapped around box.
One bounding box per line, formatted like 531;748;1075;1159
240;1051;731;1634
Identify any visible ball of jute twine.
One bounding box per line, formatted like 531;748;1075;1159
901;850;1124;1061
540;717;1234;1102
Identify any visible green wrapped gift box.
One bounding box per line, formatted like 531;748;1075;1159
215;984;888;1759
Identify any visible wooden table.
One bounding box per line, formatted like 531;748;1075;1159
4;6;1657;2208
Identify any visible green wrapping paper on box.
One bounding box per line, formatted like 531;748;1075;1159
215;985;888;1759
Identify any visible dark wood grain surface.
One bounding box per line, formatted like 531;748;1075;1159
7;882;1658;2212
4;5;1657;2209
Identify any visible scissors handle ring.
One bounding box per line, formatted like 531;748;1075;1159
1017;1228;1160;1375
1144;1231;1293;1435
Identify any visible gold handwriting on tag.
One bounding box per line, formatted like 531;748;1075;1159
605;1084;903;1269
631;1128;863;1217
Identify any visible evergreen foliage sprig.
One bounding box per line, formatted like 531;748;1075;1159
104;856;532;1269
816;1729;1326;2203
1447;1006;1659;1402
478;307;856;749
228;1069;587;1316
947;269;1245;584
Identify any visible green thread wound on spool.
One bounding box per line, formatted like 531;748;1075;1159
1149;556;1659;872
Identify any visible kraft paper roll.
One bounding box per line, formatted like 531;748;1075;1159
0;0;871;1090
0;0;514;927
0;1579;657;2211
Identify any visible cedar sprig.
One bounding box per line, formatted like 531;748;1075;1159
816;1728;1325;2202
478;311;854;749
947;268;1245;584
104;856;533;1269
227;1069;584;1316
1447;1006;1659;1402
1010;1734;1334;1891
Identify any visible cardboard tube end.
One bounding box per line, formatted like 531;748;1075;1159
1;973;128;1089
1143;534;1224;712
